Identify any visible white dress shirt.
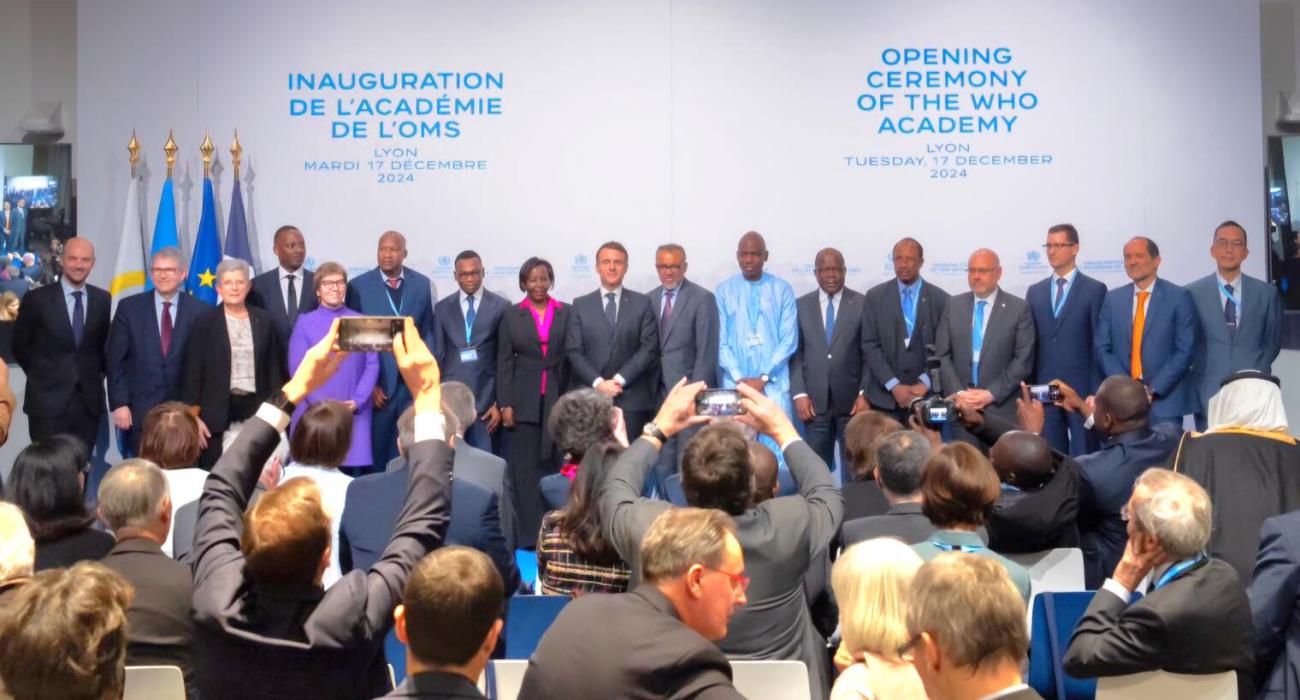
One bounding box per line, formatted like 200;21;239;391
278;266;303;314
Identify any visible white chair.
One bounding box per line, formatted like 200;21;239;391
1007;547;1086;634
487;659;529;700
730;660;811;700
123;665;186;700
1095;670;1237;700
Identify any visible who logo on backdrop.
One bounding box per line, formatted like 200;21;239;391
571;253;592;278
1018;249;1048;275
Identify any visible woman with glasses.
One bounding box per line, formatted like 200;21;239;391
7;434;113;570
830;538;926;700
287;262;379;475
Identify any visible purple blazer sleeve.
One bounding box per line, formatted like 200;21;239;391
353;351;380;407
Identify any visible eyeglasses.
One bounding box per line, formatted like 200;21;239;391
1042;243;1075;251
456;269;485;279
1214;238;1246;250
966;267;998;275
318;279;347;289
151;267;181;276
703;566;750;593
655;264;683;272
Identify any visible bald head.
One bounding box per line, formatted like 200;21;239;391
748;442;779;506
967;248;1002;296
989;431;1054;490
377;230;408;276
61;237;96;286
1093;375;1150;436
736;231;769;280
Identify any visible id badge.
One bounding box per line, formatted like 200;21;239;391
459;348;479;363
746;331;763;347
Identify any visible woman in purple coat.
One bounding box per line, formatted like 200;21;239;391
288;261;380;473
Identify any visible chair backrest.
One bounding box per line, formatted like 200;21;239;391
664;473;688;506
1095;670;1237;700
1026;591;1097;700
729;660;811;700
1007;548;1086;598
124;666;186;700
504;594;571;659
487;659;529;700
385;626;406;686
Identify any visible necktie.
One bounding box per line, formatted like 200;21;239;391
604;292;617;328
660;289;674;338
902;287;916;338
1053;278;1067;317
161;300;173;356
1224;283;1237;327
386;276;403;308
971;300;987;385
825;296;836;346
286;274;298;324
1131;290;1150;380
387;277;401;290
465;294;477;343
71;290;84;347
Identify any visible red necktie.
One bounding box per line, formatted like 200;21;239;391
388;277;400;290
161;301;173;356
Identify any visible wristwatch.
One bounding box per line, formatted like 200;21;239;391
642;422;668;443
760;374;770;383
267;390;296;415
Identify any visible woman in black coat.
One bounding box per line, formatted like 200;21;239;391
8;434;114;571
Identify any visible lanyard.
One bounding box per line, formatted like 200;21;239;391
464;298;475;345
930;540;984;553
1152;556;1204;590
385;285;403;316
1219;282;1240;306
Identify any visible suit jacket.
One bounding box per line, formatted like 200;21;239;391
107;290;202;447
934;289;1036;419
33;525;115;571
496;303;570;424
1026;271;1107;393
1250;510;1300;700
1094;278;1198;419
180;304;287;435
1187;273;1283;410
841;502;936;548
1063;558;1255;700
346;267;437;397
383;671;485;699
861;278;950;409
518;585;745;700
601;438;843;698
791;288;867;416
12;281;111;418
190;407;453;700
566;288;660;412
171;488;266;563
248;267;317;346
539;472;570;511
451;442;516;552
842;480;890;523
432;289;509;414
99;538;194;675
648;279;719;393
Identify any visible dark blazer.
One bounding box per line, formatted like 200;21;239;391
842;480;890;523
452;442;517;552
1250;510;1300;700
539;472;570;511
190;407;453;700
519;585;745;700
566;288;659;412
791;288;867;416
647;279;719;393
971;412;1080;554
1026;271;1107;394
934;289;1036;420
12;280;111;419
841;502;935;548
496;302;570;424
99;538;194;677
1063;558;1255;700
861;278;949;409
383;671;485;699
1187;273;1283;411
346;267;437;397
433;289;509;414
106;290;202;451
248;267;317;346
33;525;114;571
1094;278;1198;419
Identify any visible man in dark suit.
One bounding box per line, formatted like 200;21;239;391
1025;223;1107;456
791;247;869;477
1;201;12;255
387;547;503;699
1250;510;1300;700
107;247;201;455
1095;237;1198;430
521;507;747;700
648;243;718;494
601;382;843;698
11;198;26;254
934;248;1036;439
247;224;316;347
1063;469;1255;700
841;429;935;547
862;238;950;422
1188;221;1283;429
190;320;453;700
438;381;517;549
13;236;110;449
347;230;438;468
566;240;659;442
432;250;509;452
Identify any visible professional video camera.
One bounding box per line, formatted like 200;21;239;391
909;345;954;430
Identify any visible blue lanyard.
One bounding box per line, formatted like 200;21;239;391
385;284;403;316
930;540;985;553
464;302;474;345
1152;556;1204;590
1219;283;1240;306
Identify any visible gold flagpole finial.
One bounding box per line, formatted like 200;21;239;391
127;131;140;178
230;130;243;181
200;133;215;178
163;130;178;179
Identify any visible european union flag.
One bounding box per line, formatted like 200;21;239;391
224;179;253;267
146;178;179;291
186;177;222;305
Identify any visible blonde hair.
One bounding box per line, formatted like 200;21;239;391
833;538;922;658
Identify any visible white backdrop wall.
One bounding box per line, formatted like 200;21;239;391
78;0;1264;302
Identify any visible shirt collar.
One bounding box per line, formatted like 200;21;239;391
933;529;986;547
1134;278;1156;294
280;266;302;280
600;285;623;298
59;277;86;295
974;288;999;305
383;268;405;282
155;289;178;304
1054;267;1078;285
1217;272;1241;289
459;288;481;305
818;288;841;305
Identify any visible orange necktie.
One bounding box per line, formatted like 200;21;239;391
1130;290;1150;379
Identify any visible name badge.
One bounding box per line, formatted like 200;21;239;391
459;348;479;363
747;331;763;347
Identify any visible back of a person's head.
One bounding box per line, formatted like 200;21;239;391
833;538;923;658
844;411;904;480
242;477;330;587
906;552;1028;670
640;507;737;585
0;502;34;582
920;442;1000;529
440;381;477;438
96;459;168;535
1130;468;1212;559
0;562;133;700
138;401;202;470
874;430;930;496
401;546;503;666
8;435;89;538
681;425;752;515
556;441;624;566
397;405;460;456
748;441;779;505
290;400;353;468
548;388;614;463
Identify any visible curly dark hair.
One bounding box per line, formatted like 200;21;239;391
548;389;615;463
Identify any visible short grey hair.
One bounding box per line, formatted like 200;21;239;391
875;431;930;496
640;508;736;584
152;246;186;269
656;243;686;259
440;382;477;438
398;406;459;455
0;502;34;581
1131;468;1212;559
96;459;169;532
215;257;251;281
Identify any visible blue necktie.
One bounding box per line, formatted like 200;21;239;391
72;290;84;347
971;300;987;385
902;287;916;339
1224;283;1237;327
825;296;836;346
604;292;617;328
465;294;476;343
1053;278;1067;318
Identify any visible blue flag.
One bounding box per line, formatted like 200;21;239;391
147;179;179;291
224;179;253;267
186;177;222;305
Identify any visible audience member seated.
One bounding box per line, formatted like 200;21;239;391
0;562;132;700
537;437;632;596
601;381;843;698
7;434;114;571
540;388;625;510
841;411;903;521
842;430;934;547
0;502;33;604
906;553;1041;700
911;442;1030;602
170;437;286;563
0;359;14;450
520;507;747;699
138;400;208;556
1250;509;1300;700
386;546;504;699
1170;370;1300;584
830;538;927;700
441;381;516;550
189;319;454;700
281;400;356;587
1063;468;1254;699
96;459;196;691
340;404;519;594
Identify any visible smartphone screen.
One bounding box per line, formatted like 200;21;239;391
337;316;404;352
695;389;744;417
1029;384;1063;403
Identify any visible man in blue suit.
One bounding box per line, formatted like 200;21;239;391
11;199;26;254
1094;237;1197;430
432;250;509;452
107;247;201;455
1025;223;1107;456
346;230;437;469
1187;221;1283;430
1250;509;1300;700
